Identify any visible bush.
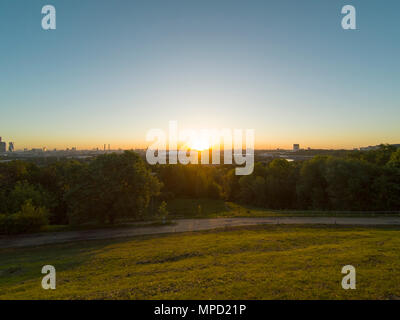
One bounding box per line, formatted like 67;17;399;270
0;201;48;235
157;201;169;223
8;181;54;214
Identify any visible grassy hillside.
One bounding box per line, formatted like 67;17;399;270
1;224;400;299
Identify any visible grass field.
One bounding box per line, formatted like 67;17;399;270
1;224;400;299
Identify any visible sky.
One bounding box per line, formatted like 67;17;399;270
0;0;399;150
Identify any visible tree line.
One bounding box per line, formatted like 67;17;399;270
156;144;400;211
0;145;399;234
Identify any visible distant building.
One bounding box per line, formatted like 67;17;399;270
0;137;6;153
293;144;300;151
8;142;14;152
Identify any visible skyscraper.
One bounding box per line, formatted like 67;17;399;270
8;142;14;152
0;137;6;153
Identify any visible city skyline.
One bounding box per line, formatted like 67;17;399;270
0;135;397;153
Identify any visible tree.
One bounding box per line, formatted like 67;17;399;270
297;156;329;209
157;201;169;223
349;144;397;166
66;151;162;224
0;200;48;234
8;181;54;214
323;158;375;210
265;159;297;209
388;148;400;169
39;160;87;224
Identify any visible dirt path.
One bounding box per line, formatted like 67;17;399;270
1;217;400;249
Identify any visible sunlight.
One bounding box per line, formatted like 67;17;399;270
189;137;210;151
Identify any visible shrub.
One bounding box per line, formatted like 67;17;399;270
0;201;48;234
157;201;169;223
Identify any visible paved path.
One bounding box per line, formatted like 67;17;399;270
1;217;400;249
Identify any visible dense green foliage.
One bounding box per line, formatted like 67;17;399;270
157;145;400;211
0;201;48;235
0;151;160;233
0;145;399;234
65;151;161;224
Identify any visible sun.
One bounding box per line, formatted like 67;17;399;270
189;137;210;151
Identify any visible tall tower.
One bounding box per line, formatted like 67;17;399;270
8;142;14;152
0;137;6;153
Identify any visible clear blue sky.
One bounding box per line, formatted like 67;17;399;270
1;0;399;149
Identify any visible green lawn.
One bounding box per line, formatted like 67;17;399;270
1;224;400;299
